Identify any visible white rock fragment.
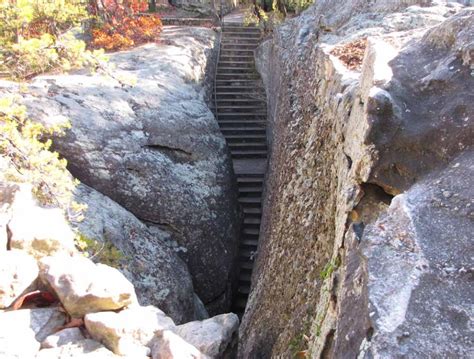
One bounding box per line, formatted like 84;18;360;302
175;313;239;358
41;327;85;349
0;250;38;308
151;330;209;359
7;184;76;259
35;339;141;358
0;307;66;358
39;254;138;318
84;306;175;356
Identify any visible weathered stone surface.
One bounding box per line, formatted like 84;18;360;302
193;293;210;320
0;307;67;358
39;254;138;318
0;250;38;308
0;26;240;313
6;184;76;259
360;9;474;194
75;183;196;324
0;181;18;252
41;328;85;349
359;152;473;358
35;339;139;359
84;306;175;356
176;313;239;358
241;1;473;358
151;330;208;359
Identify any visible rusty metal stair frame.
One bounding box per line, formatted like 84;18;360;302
212;21;267;317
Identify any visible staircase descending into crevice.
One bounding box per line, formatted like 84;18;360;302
212;23;267;317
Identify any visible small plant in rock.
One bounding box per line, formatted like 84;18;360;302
319;256;340;280
75;233;125;268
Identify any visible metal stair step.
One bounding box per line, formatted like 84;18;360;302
241;238;259;247
218;121;266;128
244;217;261;225
239;185;264;192
243;207;262;215
239;271;252;282
239;197;262;205
237;285;250;295
224;134;266;139
217;66;257;71
239;261;254;270
218;112;266;116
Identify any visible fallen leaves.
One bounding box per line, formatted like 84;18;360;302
330;38;368;71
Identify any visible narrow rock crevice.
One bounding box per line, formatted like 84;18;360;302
142;144;194;163
211;22;268;317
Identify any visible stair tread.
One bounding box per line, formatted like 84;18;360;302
229;142;267;146
239;197;262;204
244;217;261;223
239;261;254;269
224;134;266;138
237;286;251;295
220;126;266;130
215;95;262;98
217;66;257;70
218;111;266;115
219;121;266;125
243;207;262;213
241;238;259;246
215;105;265;110
239;186;264;191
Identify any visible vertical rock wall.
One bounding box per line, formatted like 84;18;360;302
240;1;473;357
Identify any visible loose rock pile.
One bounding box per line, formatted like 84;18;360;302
0;236;239;358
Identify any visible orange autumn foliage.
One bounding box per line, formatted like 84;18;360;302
90;0;162;52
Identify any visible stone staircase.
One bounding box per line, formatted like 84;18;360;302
212;23;267;316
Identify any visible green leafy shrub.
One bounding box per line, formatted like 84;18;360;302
0;95;77;208
0;0;106;79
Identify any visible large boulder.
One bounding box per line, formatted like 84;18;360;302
359;151;473;357
0;26;240;313
240;1;473;358
75;183;198;324
39;254;138;318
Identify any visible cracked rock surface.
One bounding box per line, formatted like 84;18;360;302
0;26;240;314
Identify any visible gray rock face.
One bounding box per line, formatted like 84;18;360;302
240;1;473;358
0;26;240;313
41;328;86;349
363;9;474;194
75;184;196;324
39;254;138;318
360;152;474;358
